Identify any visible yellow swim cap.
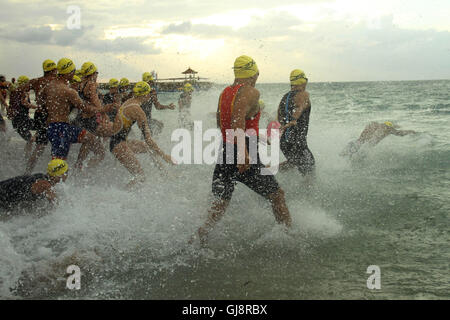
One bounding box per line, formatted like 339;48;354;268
17;76;29;85
384;121;394;127
142;72;154;82
47;159;68;177
233;55;259;79
119;78;130;87
75;69;83;77
290;69;308;85
43;59;57;72
57;58;76;75
133;81;151;96
71;75;81;83
259;99;266;110
184;83;194;92
109;78;119;88
81;62;97;76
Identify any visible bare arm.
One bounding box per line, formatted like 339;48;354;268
280;92;309;131
231;86;260;173
21;92;38;109
152;91;175;110
67;88;93;113
0;92;7;107
87;82;103;109
31;180;57;204
391;128;416;136
103;93;122;114
132;106;174;164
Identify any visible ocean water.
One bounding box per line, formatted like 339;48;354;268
0;80;448;299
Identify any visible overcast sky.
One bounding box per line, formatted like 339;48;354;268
0;0;449;83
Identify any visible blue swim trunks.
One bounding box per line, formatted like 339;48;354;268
47;122;86;159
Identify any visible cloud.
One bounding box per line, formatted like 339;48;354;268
161;21;192;34
0;1;449;82
78;36;161;54
0;24;159;55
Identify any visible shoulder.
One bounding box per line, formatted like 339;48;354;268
296;90;309;99
238;85;259;99
31;179;52;195
126;102;144;114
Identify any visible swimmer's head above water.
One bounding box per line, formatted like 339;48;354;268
57;58;76;82
384;121;401;129
47;159;69;183
133;81;152;99
290;69;308;86
233;55;259;81
42;59;57;76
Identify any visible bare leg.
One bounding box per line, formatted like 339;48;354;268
111;141;146;187
75;132;104;169
25;143;46;174
24;137;34;162
191;198;230;246
267;188;292;227
86;136;105;167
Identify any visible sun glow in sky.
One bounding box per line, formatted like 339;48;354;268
0;0;449;82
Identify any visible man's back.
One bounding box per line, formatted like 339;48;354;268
0;173;47;209
44;80;75;123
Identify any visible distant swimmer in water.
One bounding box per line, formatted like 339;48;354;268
42;58;104;169
192;55;291;246
178;83;194;130
108;81;176;188
277;69;315;178
141;72;176;136
340;121;417;157
0;159;68;212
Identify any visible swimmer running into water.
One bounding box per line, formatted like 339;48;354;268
178;83;194;130
107;81;175;188
42;58;104;169
22;59;58;174
141;72;176;136
277;69;315;178
192;55;291;246
341;121;417;157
